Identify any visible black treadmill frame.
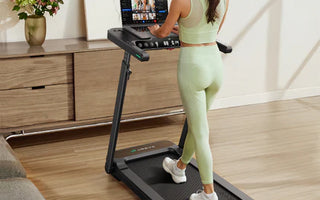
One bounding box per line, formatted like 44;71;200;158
105;28;252;200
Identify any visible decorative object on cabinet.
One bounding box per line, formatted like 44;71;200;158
11;0;64;46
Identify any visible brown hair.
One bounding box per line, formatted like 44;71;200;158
206;0;221;24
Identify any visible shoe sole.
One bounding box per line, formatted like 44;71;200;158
162;160;187;184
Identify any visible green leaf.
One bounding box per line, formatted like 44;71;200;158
35;9;43;16
18;12;28;20
12;5;20;11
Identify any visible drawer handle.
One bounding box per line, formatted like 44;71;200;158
32;85;46;90
30;55;45;58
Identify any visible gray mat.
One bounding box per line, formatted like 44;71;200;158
0;136;26;179
0;178;45;200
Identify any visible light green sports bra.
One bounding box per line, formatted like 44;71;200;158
178;0;226;44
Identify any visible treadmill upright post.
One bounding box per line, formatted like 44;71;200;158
105;51;131;174
178;119;188;149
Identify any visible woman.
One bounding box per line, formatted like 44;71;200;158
148;0;229;199
142;0;152;12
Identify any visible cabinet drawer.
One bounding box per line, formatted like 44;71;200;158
0;54;73;90
0;84;74;129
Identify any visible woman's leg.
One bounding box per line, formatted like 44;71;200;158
202;60;224;193
179;129;194;168
179;82;221;170
179;87;213;184
197;83;221;193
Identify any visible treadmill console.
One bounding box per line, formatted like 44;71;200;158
108;28;179;62
134;36;180;49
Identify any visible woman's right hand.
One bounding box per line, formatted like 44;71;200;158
172;25;179;35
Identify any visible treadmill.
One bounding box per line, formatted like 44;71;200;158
105;28;253;200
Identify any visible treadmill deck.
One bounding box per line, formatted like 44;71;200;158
127;151;241;200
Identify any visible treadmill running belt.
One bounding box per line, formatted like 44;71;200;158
127;153;241;200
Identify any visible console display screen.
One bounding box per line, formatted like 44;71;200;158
121;0;168;25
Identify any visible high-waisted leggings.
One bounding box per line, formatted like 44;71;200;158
178;45;223;184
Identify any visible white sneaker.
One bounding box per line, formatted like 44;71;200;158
162;157;187;183
190;190;218;200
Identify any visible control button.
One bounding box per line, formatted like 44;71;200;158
154;41;159;48
175;40;180;46
149;42;154;48
144;42;149;48
137;42;143;48
163;41;169;46
171;40;175;46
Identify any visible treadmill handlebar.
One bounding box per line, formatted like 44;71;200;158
217;41;233;54
131;45;150;61
108;29;150;62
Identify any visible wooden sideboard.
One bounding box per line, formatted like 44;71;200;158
0;38;182;135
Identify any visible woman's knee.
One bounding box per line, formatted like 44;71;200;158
190;132;210;147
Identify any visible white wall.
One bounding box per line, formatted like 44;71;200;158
0;0;319;109
215;0;320;108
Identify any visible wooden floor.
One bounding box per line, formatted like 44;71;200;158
9;96;320;200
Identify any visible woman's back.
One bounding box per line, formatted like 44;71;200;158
178;0;227;44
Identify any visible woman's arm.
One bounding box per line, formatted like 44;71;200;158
218;0;229;33
148;0;182;38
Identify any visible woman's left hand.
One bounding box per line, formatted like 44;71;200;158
148;24;160;35
172;25;179;35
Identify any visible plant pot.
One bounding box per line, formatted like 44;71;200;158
25;15;46;46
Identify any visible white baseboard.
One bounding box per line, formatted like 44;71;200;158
211;87;320;110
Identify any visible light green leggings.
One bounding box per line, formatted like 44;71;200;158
178;45;223;184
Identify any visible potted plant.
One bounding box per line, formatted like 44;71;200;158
12;0;64;46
